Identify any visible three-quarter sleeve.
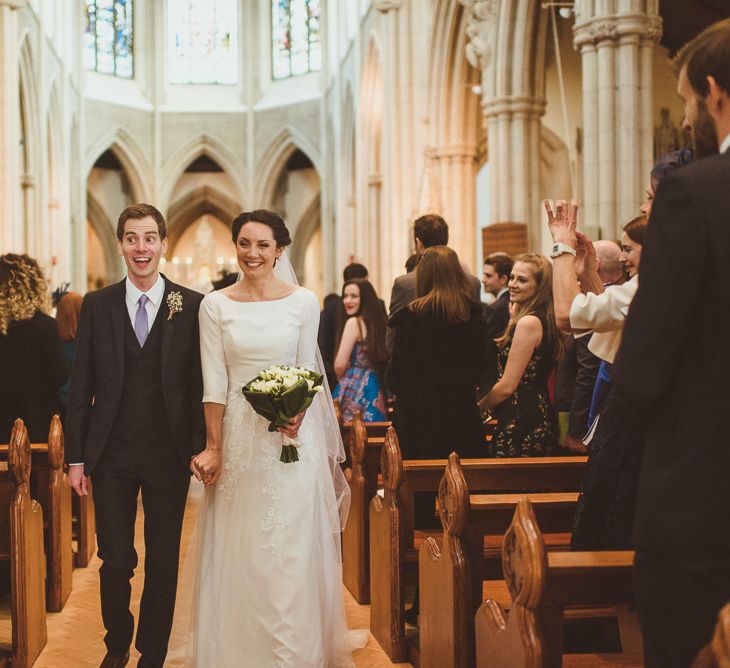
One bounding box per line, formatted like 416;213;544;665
199;294;228;404
569;277;638;333
296;290;321;371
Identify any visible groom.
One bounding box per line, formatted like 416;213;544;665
66;203;205;668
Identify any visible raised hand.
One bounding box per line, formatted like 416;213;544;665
544;199;579;247
574;230;598;279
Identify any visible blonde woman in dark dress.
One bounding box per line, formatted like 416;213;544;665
479;254;562;457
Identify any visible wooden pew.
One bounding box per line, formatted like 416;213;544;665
341;410;387;603
0;419;47;667
0;415;73;611
693;602;730;668
369;427;586;662
72;479;96;568
475;497;636;668
419;453;579;668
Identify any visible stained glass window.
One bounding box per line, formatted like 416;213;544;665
272;0;321;80
168;0;238;84
83;0;134;78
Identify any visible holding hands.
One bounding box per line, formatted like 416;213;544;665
192;448;221;486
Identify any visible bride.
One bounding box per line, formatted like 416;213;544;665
190;209;354;666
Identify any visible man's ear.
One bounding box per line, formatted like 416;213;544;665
499;274;509;288
706;75;728;112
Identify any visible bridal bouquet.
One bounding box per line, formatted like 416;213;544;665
242;365;324;463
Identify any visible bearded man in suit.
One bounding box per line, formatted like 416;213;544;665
66;203;205;668
612;19;730;668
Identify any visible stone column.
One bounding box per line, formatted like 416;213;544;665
0;1;24;252
462;0;549;252
482;96;546;249
433;144;479;268
574;1;661;239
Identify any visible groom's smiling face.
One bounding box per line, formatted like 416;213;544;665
118;215;168;288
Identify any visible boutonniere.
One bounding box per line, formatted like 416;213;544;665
166;291;183;320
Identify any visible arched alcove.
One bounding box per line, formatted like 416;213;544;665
163;151;242;290
256;132;323;297
18;35;39;258
86;192;122;288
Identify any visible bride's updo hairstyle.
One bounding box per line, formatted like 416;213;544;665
231;209;292;248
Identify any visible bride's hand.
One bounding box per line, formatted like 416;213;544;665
277;412;305;439
192;448;221;486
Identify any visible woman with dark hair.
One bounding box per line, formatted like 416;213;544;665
55;290;84;410
479;253;562;457
640;147;694;220
332;278;387;422
190;209;355;666
0;254;68;441
387;245;489;461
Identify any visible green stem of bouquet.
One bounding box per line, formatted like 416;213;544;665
280;444;299;463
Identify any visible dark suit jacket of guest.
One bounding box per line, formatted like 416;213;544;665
386;301;489;460
387;263;482;352
65;276;205;474
0;312;69;442
612;149;730;555
486;291;511;340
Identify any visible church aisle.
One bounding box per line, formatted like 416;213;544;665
34;482;410;667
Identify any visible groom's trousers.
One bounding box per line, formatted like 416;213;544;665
92;437;189;668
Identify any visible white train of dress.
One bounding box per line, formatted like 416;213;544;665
190;287;354;667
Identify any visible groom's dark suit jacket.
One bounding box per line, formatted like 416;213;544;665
65;276;205;473
613;150;730;555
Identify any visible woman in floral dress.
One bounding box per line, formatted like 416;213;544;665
332;279;387;421
479;254;562;457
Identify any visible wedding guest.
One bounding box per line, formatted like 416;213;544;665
387;245;488;533
479;254;562;457
614;21;730;666
640;147;694;220
548;199;648;549
318;293;343;390
320;262;385;392
387;214;481;352
332;278;388;421
387;246;488;461
482;252;514;336
55;290;84;411
0;254;68;442
404;253;419;273
478;252;514;397
563;240;624;453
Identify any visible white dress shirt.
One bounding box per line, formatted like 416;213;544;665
720;132;730;155
569;275;639;363
125;274;165;333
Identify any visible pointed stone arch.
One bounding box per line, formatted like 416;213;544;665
85;127;154;203
288;193;321;287
86;192;123;285
254;126;322;208
166;185;241;255
18;33;39;254
158;133;246;213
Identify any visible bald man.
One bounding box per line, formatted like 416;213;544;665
563;239;625;453
593;240;625;287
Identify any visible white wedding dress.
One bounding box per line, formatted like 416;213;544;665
190;287;354;667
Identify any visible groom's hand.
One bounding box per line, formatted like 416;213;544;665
67;464;89;496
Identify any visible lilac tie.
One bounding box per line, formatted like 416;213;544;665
134;294;149;347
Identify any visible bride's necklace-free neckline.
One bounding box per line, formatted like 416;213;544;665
221;285;299;304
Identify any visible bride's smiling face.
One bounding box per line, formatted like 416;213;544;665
236;222;283;278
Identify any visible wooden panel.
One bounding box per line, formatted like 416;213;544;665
482;223;529;259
